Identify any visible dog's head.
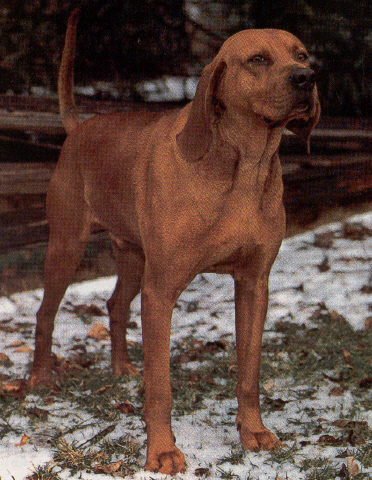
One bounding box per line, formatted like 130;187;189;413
177;29;320;161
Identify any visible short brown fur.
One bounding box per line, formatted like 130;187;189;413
30;8;320;474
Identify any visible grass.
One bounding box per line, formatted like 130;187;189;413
1;300;372;478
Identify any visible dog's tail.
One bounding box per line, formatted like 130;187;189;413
58;6;81;135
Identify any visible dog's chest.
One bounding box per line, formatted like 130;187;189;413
196;190;285;273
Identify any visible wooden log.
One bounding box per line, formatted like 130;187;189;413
0;161;56;195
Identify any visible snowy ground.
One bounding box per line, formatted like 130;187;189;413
1;213;372;479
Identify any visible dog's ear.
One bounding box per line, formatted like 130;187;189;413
286;88;321;154
177;60;226;162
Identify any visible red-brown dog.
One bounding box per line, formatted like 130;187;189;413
30;8;320;474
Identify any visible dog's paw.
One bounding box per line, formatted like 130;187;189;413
28;371;53;390
145;447;186;475
239;425;282;451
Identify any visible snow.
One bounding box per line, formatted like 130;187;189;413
1;213;372;479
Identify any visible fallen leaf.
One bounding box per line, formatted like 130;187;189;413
334;420;368;431
175;350;199;364
15;346;33;354
342;222;372;240
347;429;365;446
347;456;359;477
27;406;49;421
359;377;372;389
263;381;275;394
0;352;13;367
317;434;342;445
360;284;372;294
115;400;135;414
8;340;25;348
364;316;372;330
339;463;348;478
330;385;344;396
93;460;122;474
2;379;27;398
263;397;290;411
195;467;210;477
16;434;29;447
313;231;335;249
317;256;330;272
88;323;110;341
204;340;227;351
75;303;106;317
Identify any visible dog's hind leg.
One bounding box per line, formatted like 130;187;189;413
107;242;144;376
30;169;91;388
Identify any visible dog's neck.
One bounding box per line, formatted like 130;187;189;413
213;113;285;191
217;110;284;160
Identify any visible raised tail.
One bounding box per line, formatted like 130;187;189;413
58;6;81;135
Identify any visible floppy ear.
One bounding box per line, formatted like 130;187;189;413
176;60;226;162
286;88;321;154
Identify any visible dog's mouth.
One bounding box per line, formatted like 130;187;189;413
262;116;282;128
262;100;313;128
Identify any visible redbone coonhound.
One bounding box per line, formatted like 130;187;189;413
30;8;320;474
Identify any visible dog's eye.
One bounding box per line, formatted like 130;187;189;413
249;55;269;65
297;52;308;62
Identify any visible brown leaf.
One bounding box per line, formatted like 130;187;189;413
317;434;342;445
2;379;27;398
263;397;290;411
75;303;106;317
115;400;135;414
359;377;372;389
204;340;227;351
313;231;335;249
317;256;330;272
342;222;372;240
364;316;372;330
93;460;122;474
175;350;199;364
360;284;372;294
330;385;345;396
347;456;359;477
339;463;348;478
16;434;29;447
347;429;365;446
0;321;17;333
0;352;13;367
195;467;211;477
8;340;25;348
15;346;33;354
263;381;276;394
334;420;368;431
27;406;49;421
88;323;110;341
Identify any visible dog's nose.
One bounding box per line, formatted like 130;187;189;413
290;68;316;92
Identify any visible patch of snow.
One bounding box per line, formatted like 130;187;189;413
1;213;372;479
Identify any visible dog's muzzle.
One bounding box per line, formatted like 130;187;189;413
290;68;316;92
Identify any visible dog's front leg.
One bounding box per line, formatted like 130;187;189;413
141;268;186;474
234;274;282;451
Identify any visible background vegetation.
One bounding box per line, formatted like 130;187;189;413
0;0;372;116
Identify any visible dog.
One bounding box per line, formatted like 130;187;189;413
29;7;320;474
